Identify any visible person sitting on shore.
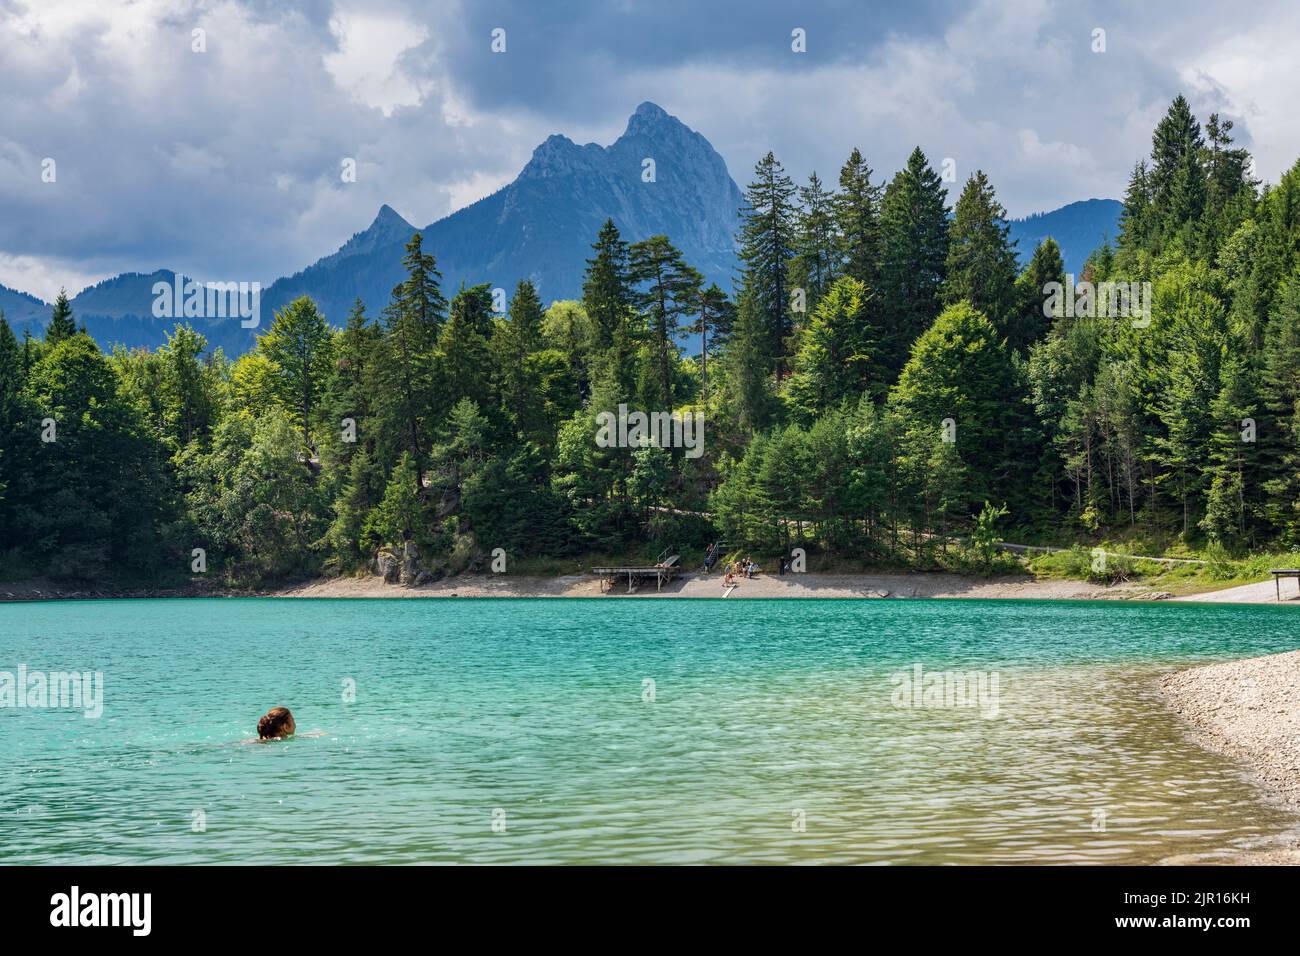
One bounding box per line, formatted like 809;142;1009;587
257;706;296;740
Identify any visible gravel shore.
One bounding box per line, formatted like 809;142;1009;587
277;570;1126;600
1161;650;1300;863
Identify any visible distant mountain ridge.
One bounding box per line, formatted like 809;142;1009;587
1007;198;1123;275
0;283;47;328
258;101;744;331
3;106;1122;355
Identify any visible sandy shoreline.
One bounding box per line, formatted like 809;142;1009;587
276;569;1136;600
3;569;1298;603
1161;651;1300;863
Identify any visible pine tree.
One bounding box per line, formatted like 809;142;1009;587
0;314;24;534
791;171;840;306
583;219;633;352
1149;276;1228;538
257;296;334;447
439;284;495;411
158;323;217;450
943;170;1020;335
1010;238;1066;352
322;298;382;465
786;276;883;421
374;232;446;487
1149;95;1207;244
878;148;949;376
0;312;22;403
504;279;544;352
721;286;776;435
326;446;386;565
835;148;882;288
45;289;76;345
628;235;699;409
391;232;447;336
1201;349;1262;547
494;280;550;447
1119;160;1154;252
1201;112;1256;255
365;451;428;547
1259;275;1300;541
582;219;640;406
686;283;734;406
1237;160;1300;336
737;151;798;381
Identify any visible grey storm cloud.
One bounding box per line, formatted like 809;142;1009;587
2;0;1299;299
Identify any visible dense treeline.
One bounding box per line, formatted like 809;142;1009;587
3;95;1300;584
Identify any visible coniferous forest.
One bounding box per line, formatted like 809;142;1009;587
2;95;1298;587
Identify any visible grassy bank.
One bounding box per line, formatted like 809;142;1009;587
1027;540;1300;595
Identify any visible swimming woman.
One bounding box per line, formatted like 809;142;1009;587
257;706;296;740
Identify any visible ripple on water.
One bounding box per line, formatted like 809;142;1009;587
1;597;1298;864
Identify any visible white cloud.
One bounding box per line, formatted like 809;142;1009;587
3;0;1300;301
0;252;110;302
324;9;431;117
1175;12;1300;184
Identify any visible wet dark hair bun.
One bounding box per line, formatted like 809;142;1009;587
257;706;294;739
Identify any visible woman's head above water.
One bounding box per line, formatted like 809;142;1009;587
257;706;296;740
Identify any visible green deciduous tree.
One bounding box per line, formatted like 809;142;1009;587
258;296;335;447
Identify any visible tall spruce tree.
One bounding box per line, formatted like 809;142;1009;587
583;219;633;352
786;276;883;421
1009;238;1066;353
889;301;1031;510
1149;95;1208;244
257;296;335;448
494;279;551;448
835;148;882;289
374;232;446;488
439;284;495;412
877;147;949;376
687;283;734;407
1119;160;1155;252
1259;275;1300;541
943;170;1020;336
737;151;798;382
628;235;699;409
791;171;840;306
582;219;640;405
45;289;76;345
322;298;382;464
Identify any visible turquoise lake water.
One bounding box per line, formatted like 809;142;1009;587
2;597;1299;865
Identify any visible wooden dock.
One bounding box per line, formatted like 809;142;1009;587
591;550;680;594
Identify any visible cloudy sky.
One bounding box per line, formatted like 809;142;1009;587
2;0;1299;301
